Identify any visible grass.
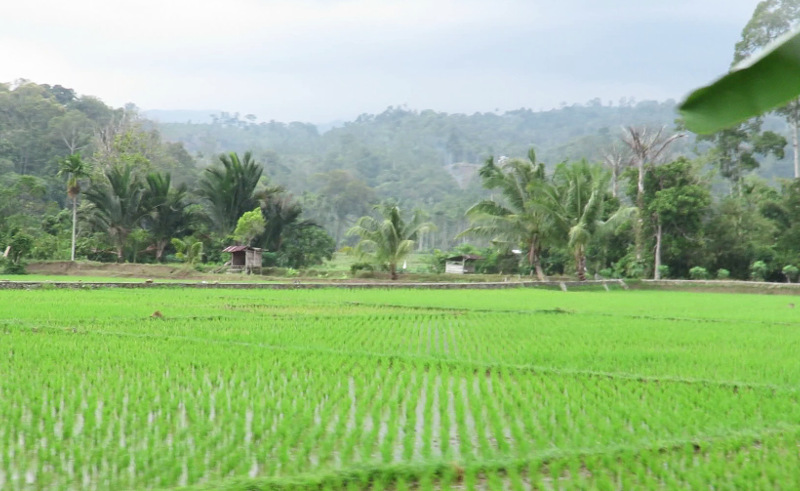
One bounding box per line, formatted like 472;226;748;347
1;288;799;489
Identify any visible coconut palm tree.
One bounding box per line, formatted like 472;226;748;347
459;150;551;280
347;204;433;280
549;161;611;281
197;151;263;236
57;153;90;261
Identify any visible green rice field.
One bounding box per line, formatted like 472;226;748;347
1;286;800;489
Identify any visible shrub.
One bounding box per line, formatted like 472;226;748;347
689;266;709;280
657;265;669;279
350;262;374;275
783;265;799;283
2;259;26;275
750;260;768;281
716;268;730;280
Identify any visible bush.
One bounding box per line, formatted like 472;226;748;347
689;266;709;280
350;262;374;275
750;260;768;281
598;268;614;279
716;268;730;280
1;259;26;275
783;265;799;283
657;265;669;279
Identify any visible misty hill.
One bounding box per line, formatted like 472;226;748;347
143;109;224;125
156;100;685;198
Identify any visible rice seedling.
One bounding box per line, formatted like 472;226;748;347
2;287;800;489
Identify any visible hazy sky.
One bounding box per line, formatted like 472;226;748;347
1;0;760;123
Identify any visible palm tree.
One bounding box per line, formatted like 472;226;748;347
347;204;433;280
257;193;303;253
57;153;90;261
197;151;263;236
83;165;149;261
459;149;551;280
549;161;611;281
142;172;195;262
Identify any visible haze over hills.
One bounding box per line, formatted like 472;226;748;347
143;110;222;125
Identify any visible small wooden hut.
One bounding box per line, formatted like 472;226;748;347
445;254;481;274
223;245;263;274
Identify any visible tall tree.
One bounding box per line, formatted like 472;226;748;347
197;151;263;236
735;0;800;177
57;153;90;261
142;172;195;261
697;123;786;193
460;150;551;280
549;161;611;281
257;193;303;253
83;165;149;261
620;126;683;265
641;158;711;279
347;204;433;280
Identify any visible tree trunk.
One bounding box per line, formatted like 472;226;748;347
71;196;77;261
528;238;546;281
793;120;799;179
115;229;128;263
390;262;398;280
654;221;662;280
611;166;618;198
635;160;645;263
575;248;586;281
156;240;167;262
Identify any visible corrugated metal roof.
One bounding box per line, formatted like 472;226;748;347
223;246;262;252
446;254;482;261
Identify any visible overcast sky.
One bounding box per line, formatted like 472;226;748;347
0;0;760;123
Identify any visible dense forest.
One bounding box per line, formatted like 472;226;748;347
1;0;799;281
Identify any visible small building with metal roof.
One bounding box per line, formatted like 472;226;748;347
223;245;263;274
445;254;481;274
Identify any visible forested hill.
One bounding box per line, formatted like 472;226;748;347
155;100;685;198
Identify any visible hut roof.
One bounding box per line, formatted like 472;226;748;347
223;245;262;253
446;254;482;261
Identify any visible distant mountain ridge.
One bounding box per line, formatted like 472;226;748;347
143;109;222;124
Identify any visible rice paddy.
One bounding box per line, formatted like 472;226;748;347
1;287;799;489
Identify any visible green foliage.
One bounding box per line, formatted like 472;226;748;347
549;160;615;280
641;157;712;278
689;266;709;280
6;231;33;265
348;204;433;280
142;172;196;261
350;262;375;275
276;224;336;269
750;260;769;281
782;264;799;282
2;231;33;273
461;150;550;279
233;208;266;246
657;265;669;279
197;151;263;236
717;268;731;279
171;237;204;265
680;0;800;134
83;164;149;260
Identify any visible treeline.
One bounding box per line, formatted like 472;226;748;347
453;145;800;283
2;73;800;280
0;81;333;272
